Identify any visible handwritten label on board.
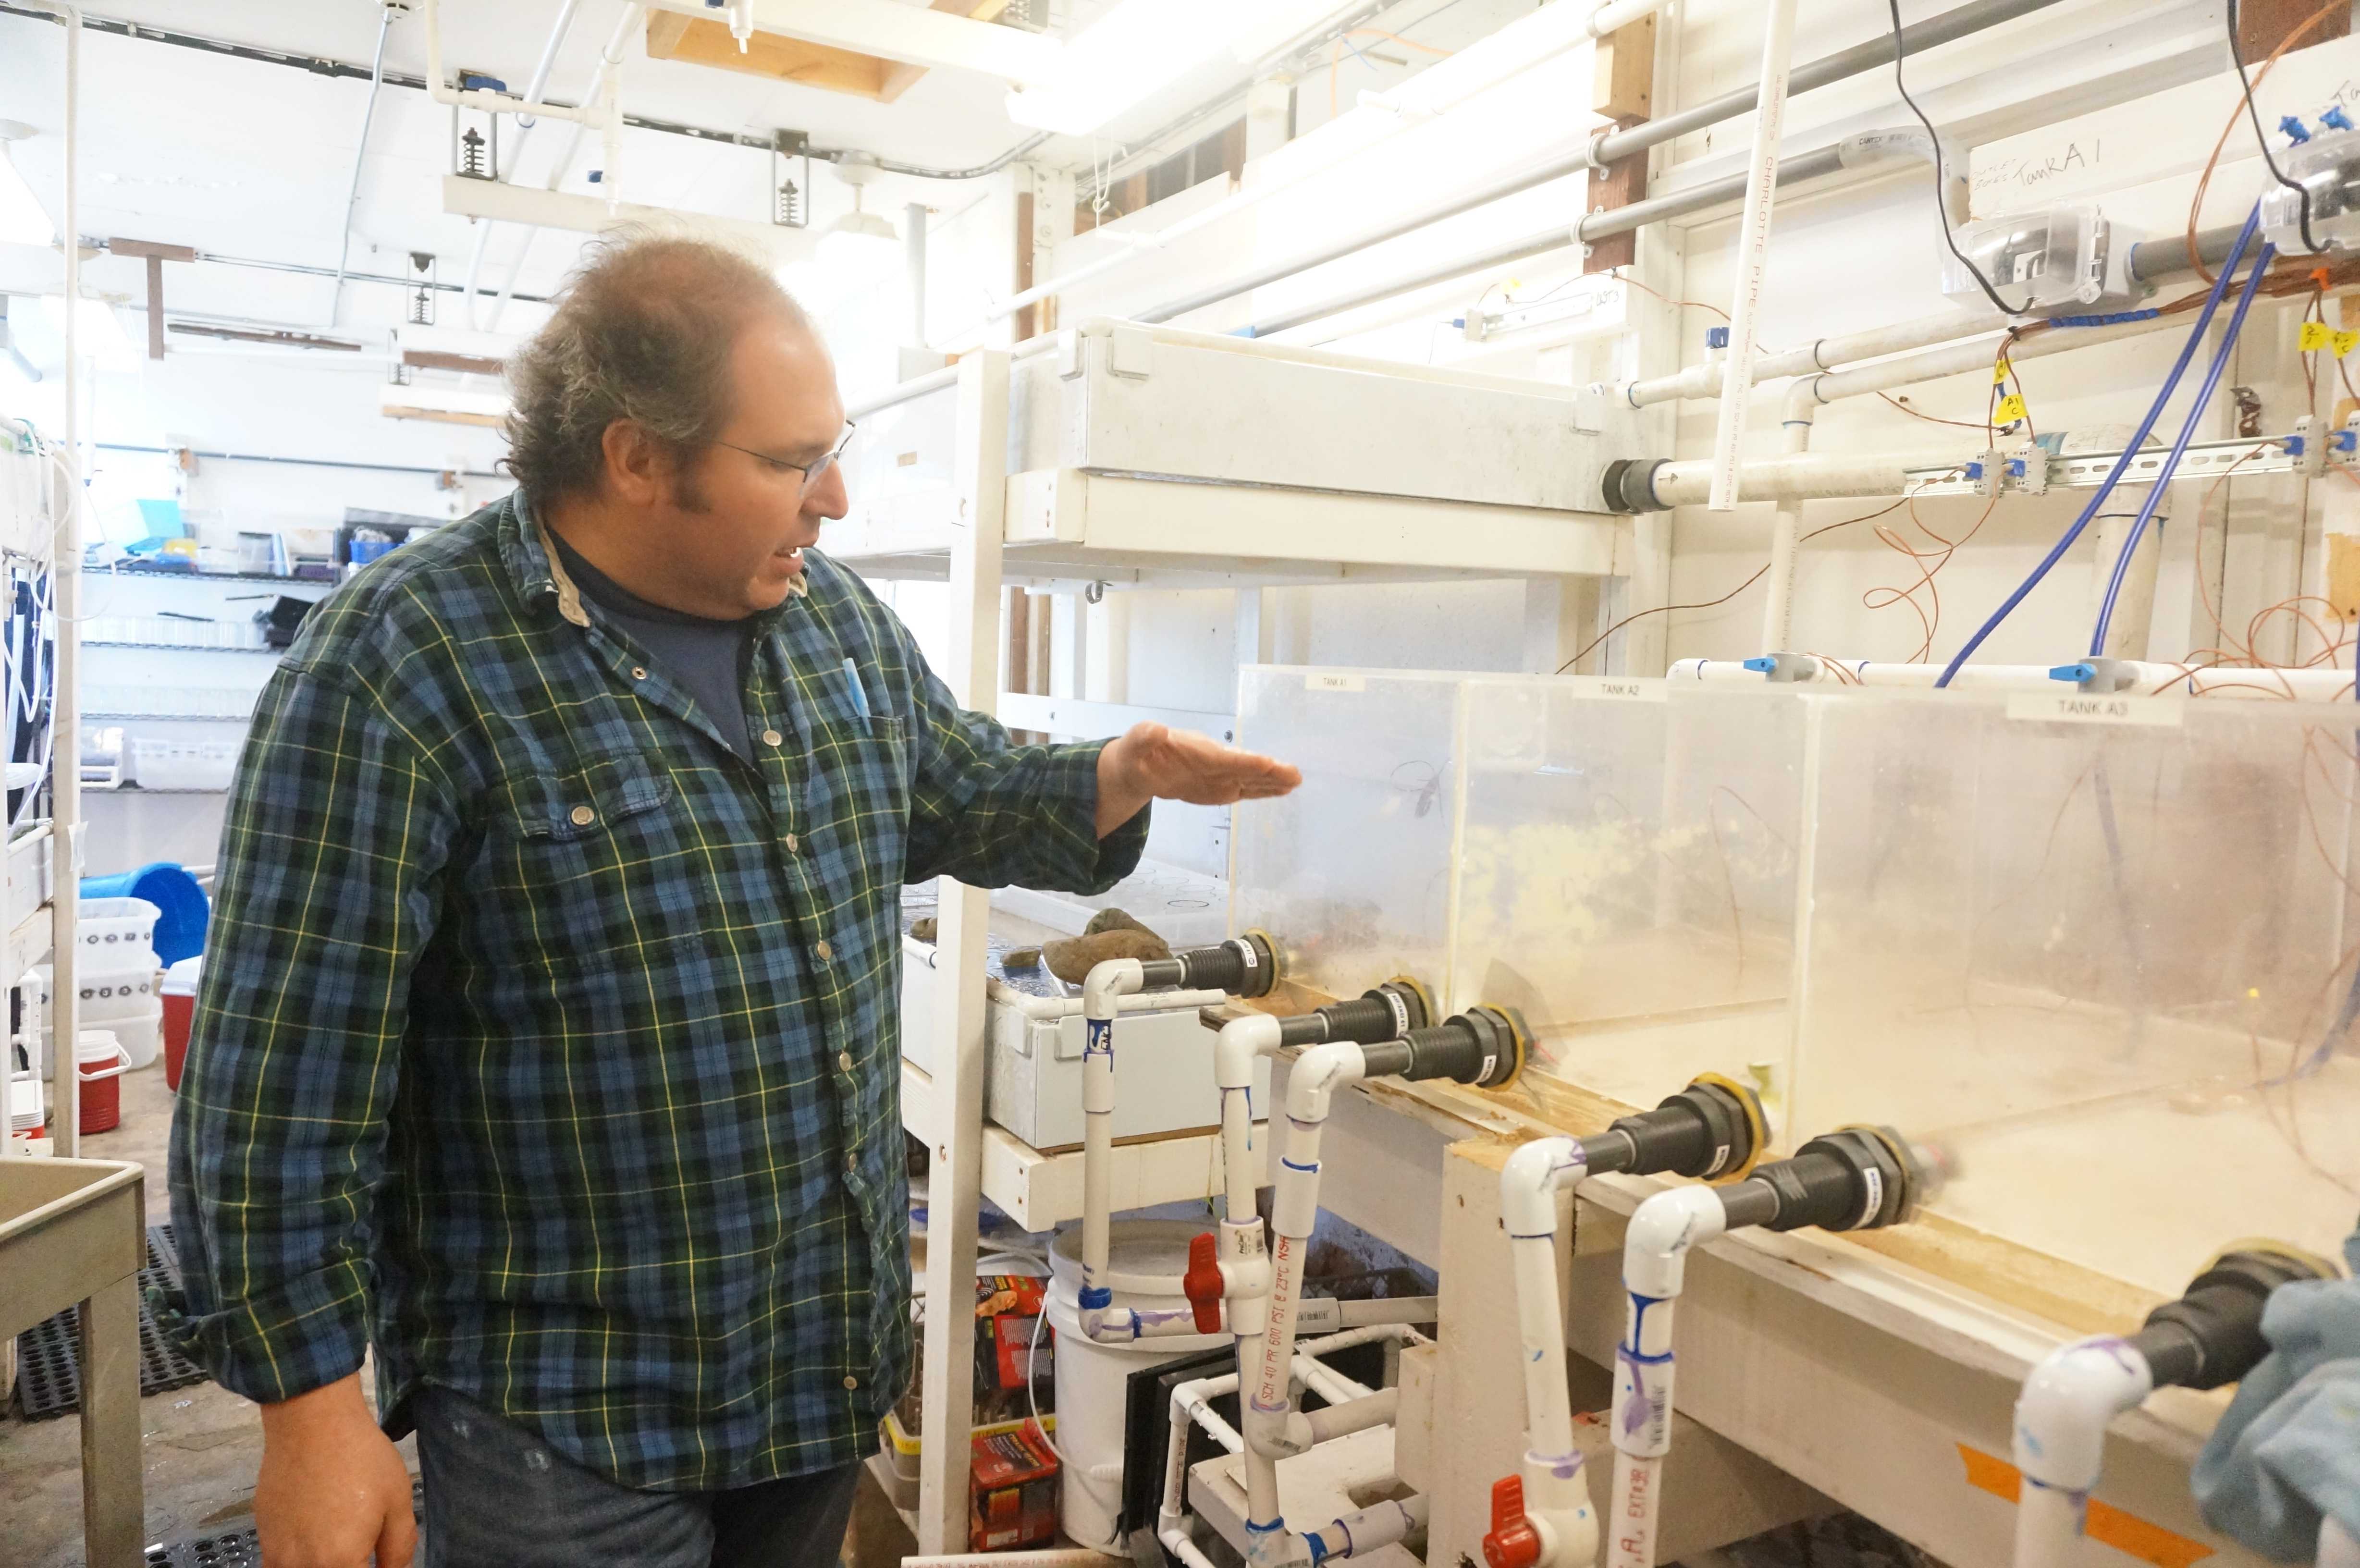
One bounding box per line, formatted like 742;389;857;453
1994;393;2029;425
2006;692;2183;728
1306;672;1366;693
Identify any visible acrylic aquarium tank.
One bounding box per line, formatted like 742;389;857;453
1449;677;1807;1123
1788;689;2360;1301
1230;668;1465;1007
1231;669;1809;1130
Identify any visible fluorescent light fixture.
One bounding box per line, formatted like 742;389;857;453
0;143;54;249
1006;0;1350;136
41;295;140;370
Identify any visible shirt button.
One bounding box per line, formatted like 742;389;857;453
838;1052;853;1072
569;805;595;827
842;1375;859;1391
843;1152;857;1171
815;940;833;961
784;833;799;853
631;667;647;681
762;728;784;746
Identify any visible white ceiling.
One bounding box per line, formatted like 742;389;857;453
0;0;1221;339
0;0;1493;364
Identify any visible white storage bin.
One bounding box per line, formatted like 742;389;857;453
78;969;161;1022
76;897;160;958
130;739;240;791
106;1004;162;1071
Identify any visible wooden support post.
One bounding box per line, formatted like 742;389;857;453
916;349;1010;1555
80;1272;144;1566
1582;16;1656;277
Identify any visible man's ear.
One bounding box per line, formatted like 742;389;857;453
599;420;668;509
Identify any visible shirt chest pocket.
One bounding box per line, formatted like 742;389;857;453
478;755;697;969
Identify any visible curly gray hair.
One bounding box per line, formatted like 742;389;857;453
501;231;811;512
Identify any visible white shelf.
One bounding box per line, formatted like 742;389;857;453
83;641;278;655
830;468;1622;589
898;1056;1236;1233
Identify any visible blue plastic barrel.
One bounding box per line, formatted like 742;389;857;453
79;863;209;964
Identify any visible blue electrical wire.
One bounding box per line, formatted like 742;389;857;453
2088;238;2276;655
1934;208;2264;688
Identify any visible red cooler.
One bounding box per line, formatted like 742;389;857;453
76;1031;131;1135
162;956;201;1090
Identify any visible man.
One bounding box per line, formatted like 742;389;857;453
166;233;1299;1568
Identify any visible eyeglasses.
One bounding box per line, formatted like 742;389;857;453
706;420;858;495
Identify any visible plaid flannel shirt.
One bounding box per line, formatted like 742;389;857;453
165;492;1145;1489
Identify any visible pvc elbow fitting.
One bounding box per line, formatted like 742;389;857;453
1285;1043;1366;1122
1244;1400;1314;1460
1218;1013;1284;1090
1622;1185;1728;1300
1501;1137;1585;1239
1082;957;1146;1021
2013;1336;2155;1491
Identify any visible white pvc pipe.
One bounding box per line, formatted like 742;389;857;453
1760;380;1817;650
2009;1338;2157;1568
1666;656;2360;698
420;0;611;127
330;4;397;328
1608;1187;1731;1568
35;0;81;1159
1501;1139;1586;1474
1805;305;2184;408
1078;957;1145;1340
490;2;644;332
514;0;584;128
1294;1353;1374;1409
1303;1387;1399;1443
1623;305;2013;409
1705;0;1799;512
1011;987;1227;1022
1303;1496;1430;1564
1647;447;1975;507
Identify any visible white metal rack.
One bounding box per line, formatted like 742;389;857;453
881;327;1636;1552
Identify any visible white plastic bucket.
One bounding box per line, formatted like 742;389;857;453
106;1004;163;1072
1045;1221;1229;1548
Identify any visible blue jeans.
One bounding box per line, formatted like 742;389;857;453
413;1386;863;1568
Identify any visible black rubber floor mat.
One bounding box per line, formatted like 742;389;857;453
14;1224;209;1420
144;1480;424;1567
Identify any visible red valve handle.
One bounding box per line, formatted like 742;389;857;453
1182;1232;1225;1334
1483;1476;1543;1568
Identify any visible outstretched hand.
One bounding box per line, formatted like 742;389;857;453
1095;723;1301;837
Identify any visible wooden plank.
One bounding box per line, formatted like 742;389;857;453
646;0;1008;99
645;12;897;98
105;238;197;262
1583;118;1647;277
2238;0;2349;55
1591;13;1654;121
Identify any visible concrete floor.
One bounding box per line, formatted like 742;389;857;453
0;1061;416;1568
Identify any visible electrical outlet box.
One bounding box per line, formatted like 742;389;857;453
1941;203;2141;314
2262;127;2360;253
